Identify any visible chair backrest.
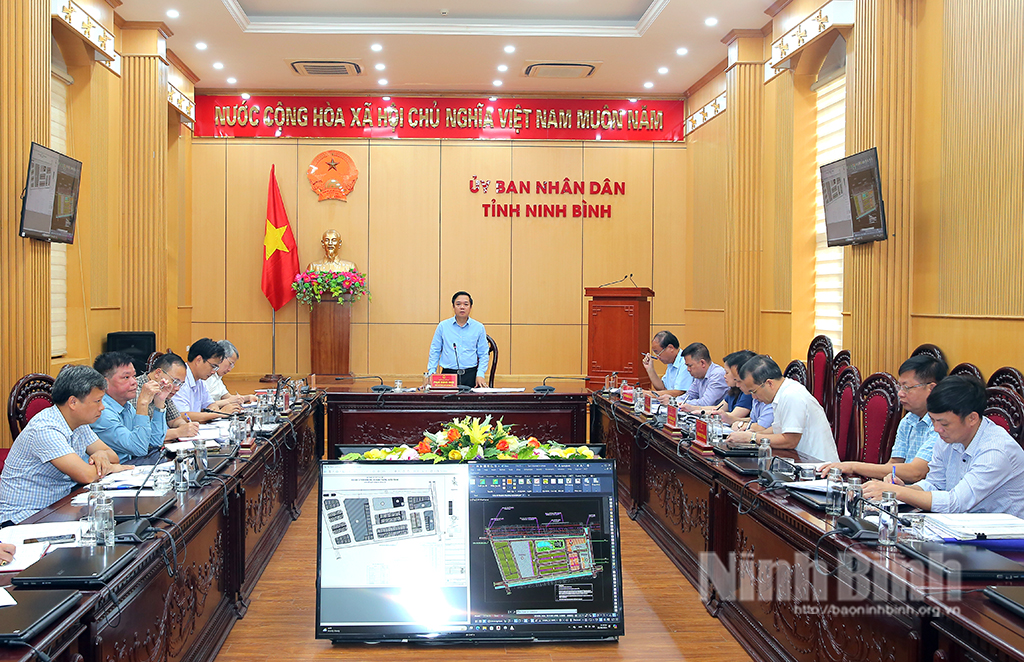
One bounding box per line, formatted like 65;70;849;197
783;360;808;389
857;372;901;465
911;343;947;365
486;335;498;388
832;365;862;462
806;335;835;413
950;362;984;382
832;350;851;375
987;367;1024;400
7;373;56;440
985;386;1024;450
146;351;166;372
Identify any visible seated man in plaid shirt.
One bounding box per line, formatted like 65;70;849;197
131;352;200;442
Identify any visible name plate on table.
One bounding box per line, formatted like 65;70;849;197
621;386;634;404
644;392;653;415
429;374;458;389
665;405;679;430
694;419;709;447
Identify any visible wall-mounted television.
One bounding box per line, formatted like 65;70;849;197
19;142;82;244
316;459;624;643
820;147;888;247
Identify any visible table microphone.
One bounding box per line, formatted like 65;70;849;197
534;376;593;394
336;375;392;393
452;343;471;391
114;449;176;544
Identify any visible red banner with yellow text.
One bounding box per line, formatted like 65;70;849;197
195;95;685;142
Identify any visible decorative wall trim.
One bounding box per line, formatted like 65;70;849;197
168;82;195;127
51;0;116;61
684;92;726;136
764;0;854;82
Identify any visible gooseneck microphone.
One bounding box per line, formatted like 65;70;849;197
597;273;632;288
114;448;176;544
336;375;392;393
534;376;593;394
453;343;471;390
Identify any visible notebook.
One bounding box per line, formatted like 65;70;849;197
787;488;829;511
11;546;137;589
0;589;81;644
983;586;1024;620
896;541;1024;580
724;457;762;476
113;496;174;523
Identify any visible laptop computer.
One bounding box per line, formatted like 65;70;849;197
113;496;175;523
11;546;138;589
712;442;759;458
788;488;829;511
896;541;1024;581
983;585;1024;619
724;457;762;476
0;589;81;644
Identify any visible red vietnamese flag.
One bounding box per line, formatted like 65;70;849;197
260;165;300;310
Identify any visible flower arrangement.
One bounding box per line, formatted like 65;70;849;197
292;269;371;308
339;415;598;463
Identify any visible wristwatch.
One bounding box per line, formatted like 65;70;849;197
751;431;757;443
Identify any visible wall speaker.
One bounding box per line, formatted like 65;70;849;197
105;332;156;375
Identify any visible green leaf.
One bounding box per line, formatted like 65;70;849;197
420;452;438;461
484;447;500;458
517;448;533;459
340;452;362;461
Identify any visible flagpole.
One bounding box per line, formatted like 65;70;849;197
260;307;283;383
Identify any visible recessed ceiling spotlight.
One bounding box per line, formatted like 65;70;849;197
196;42;207;50
371;43;383;52
704;17;718;26
378;78;388;85
493;80;503;86
241;93;250;100
504;45;515;53
676;47;688;56
497;64;508;72
643;81;654;89
382;96;391;101
227;77;237;84
166;9;179;18
658;67;668;74
213;62;224;69
375;63;386;71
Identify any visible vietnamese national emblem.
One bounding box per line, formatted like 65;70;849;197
307;150;359;201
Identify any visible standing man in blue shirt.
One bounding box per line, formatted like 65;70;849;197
643;330;693;405
426;291;489;388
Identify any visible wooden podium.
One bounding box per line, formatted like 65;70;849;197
310;297;352;378
585;287;654;388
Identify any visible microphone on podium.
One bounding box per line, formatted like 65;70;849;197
337;375;392;393
453;343;471;391
534;376;593;394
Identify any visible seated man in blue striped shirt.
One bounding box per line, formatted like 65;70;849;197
425;291;489;389
90;351;169;463
819;354;945;483
0;365;132;524
677;342;730;410
864;375;1024;518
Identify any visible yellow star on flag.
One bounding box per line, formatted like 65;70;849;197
264;219;290;259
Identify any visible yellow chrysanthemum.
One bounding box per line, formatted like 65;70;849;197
448;448;463;461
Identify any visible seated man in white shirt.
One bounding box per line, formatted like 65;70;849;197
863;375;1024;518
643;331;693;404
737;354;840;462
203;340;256;405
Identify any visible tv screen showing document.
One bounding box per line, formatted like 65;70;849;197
18;142;82;244
820;147;887;247
316;459;624;643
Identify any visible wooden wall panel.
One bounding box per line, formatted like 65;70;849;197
582;144;654;290
687;114;728;313
911;316;1024;380
652;145;688;327
510;325;582;377
224;141;299;325
440;141;513;325
0;0;50;447
367;140;441;325
510;143;583;326
683;311;726;363
191;141;227;322
225;322;298;376
367;323;440;378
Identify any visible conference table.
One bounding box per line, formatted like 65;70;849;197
324;384;589;458
590;391;1024;662
0;392;324;662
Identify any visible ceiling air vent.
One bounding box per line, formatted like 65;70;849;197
290;60;363;76
523;61;601;79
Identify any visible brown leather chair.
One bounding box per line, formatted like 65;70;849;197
7;372;56;441
856;372;901;465
911;343;947;365
985;386;1024;450
486;335;498;388
987;367;1024;400
832;365;862;462
832;350;851;375
146;348;173;372
783;360;808;389
806;335;835;415
950;362;984;382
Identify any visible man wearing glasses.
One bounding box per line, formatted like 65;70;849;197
818;355;946;481
132;352;200;442
172;338;242;423
642;331;692;403
737;354;840;462
90;351;170;463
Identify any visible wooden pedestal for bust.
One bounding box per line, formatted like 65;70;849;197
310;296;352;378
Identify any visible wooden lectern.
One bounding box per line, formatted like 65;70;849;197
310;297;352;378
585;287;654;388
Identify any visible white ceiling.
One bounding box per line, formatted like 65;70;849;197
115;0;774;97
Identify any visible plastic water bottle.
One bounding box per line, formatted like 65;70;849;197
878;490;900;546
757;438;773;472
93;495;115;546
846;477;864;518
825;467;845;516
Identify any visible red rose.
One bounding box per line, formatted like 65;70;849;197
496;439;509;451
416;438;431;454
527;437;540;448
446;428;461;442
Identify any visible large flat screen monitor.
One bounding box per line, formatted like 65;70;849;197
19;142;82;244
820;147;887;247
316;459;624;643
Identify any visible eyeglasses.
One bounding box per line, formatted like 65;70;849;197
170;378;184;387
206;359;222;370
897;382;931;393
748;382;766;395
